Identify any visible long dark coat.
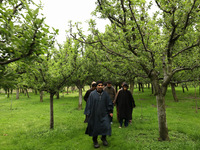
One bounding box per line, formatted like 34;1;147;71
84;90;113;136
115;89;135;121
84;88;95;102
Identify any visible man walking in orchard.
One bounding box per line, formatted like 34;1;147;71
84;81;113;148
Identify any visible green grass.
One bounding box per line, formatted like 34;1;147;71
0;86;200;150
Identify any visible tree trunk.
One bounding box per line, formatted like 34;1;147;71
156;93;169;141
195;87;198;113
56;92;59;99
171;83;178;102
78;88;82;110
182;85;185;93
138;83;141;91
35;89;38;95
26;89;29;98
71;86;75;93
16;88;19;99
182;84;188;93
7;88;10;98
141;84;144;92
130;81;134;94
40;91;43;102
24;89;26;96
199;83;200;96
150;70;169;141
50;93;54;129
185;85;189;91
151;84;154;95
67;86;69;94
148;83;150;89
138;83;144;92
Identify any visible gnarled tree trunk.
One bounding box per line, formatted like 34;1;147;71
156;93;169;141
150;70;169;141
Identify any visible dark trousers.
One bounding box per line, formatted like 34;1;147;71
110;103;114;122
110;115;113;122
119;118;129;127
93;135;106;143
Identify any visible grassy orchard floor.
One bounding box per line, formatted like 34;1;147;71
0;87;200;150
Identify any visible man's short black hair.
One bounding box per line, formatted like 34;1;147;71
107;81;112;84
123;82;129;88
96;81;103;85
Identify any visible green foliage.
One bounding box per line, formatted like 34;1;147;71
27;48;74;93
0;0;56;65
0;63;18;91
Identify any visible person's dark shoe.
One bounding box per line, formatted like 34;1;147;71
101;137;108;146
93;142;100;148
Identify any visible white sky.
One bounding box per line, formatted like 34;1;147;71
33;0;158;45
34;0;109;44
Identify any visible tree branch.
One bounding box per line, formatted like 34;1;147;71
95;32;132;60
183;0;197;31
97;0;123;27
8;2;23;22
120;0;127;25
167;0;197;55
170;79;199;84
172;65;200;74
172;40;200;58
128;0;149;53
0;18;44;65
155;0;172;14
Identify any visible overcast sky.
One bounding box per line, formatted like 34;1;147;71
33;0;158;45
34;0;109;44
